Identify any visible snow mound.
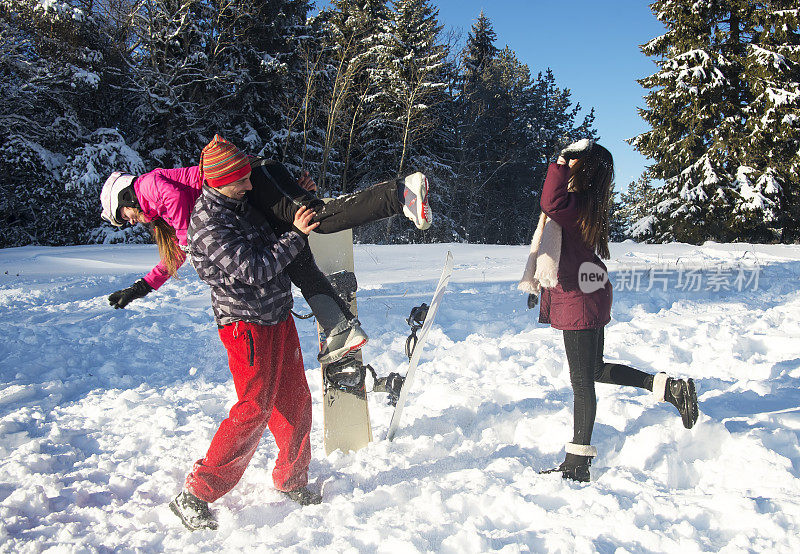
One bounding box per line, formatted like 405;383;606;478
1;242;799;551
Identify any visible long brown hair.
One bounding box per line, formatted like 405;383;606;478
568;144;614;259
151;218;183;278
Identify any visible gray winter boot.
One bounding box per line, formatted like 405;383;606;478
169;490;217;531
281;486;322;506
307;295;368;364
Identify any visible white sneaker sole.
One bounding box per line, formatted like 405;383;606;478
403;172;432;230
318;337;368;365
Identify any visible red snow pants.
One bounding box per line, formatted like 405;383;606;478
185;317;312;503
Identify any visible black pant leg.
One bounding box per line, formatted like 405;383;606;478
250;161;403;235
311;179;403;234
246;164;354;320
563;329;601;446
285;243;355;320
593;328;654;390
248;161;325;225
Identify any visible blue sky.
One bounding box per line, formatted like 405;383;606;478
314;0;666;190
433;0;666;189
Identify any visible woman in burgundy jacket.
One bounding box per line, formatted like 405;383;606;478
526;140;699;483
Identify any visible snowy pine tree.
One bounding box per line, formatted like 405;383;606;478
363;0;449;243
631;0;746;243
453;12;595;244
454;12;504;242
385;0;447;177
526;70;597;167
632;0;799;243
617;172;659;241
461;10;498;85
279;13;332;180
316;0;396;194
736;2;799;240
124;0;313;167
608;191;628;242
0;0;131;246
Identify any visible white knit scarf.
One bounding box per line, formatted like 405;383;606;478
518;211;562;294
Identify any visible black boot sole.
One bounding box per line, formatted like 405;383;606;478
540;465;591;483
672;378;699;429
687;378;699;428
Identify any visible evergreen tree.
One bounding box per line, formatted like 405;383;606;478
449;12;596;244
279;13;332;180
632;0;799;244
462;10;497;85
478;47;538;244
736;2;799;240
242;0;317;159
521;69;597;239
360;0;450;244
526;70;597;167
608;190;628;242
631;0;747;243
617;172;659;241
318;0;395;194
412;31;464;244
0;0;130;246
124;0;313;167
386;0;447;177
454;12;503;242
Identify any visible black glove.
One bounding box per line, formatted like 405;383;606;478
108;279;153;309
560;139;595;160
527;293;538;309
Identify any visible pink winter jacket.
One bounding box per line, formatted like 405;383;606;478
133;166;202;289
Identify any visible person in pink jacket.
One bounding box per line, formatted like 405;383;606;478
100;144;432;363
520;140;699;483
103;166;201;292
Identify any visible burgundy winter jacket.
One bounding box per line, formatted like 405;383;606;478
538;163;612;330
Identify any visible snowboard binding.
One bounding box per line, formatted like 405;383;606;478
372;370;405;406
405;303;429;359
324;354;365;392
365;303;432;407
325;356;405;405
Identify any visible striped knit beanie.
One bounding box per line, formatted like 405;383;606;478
199;134;251;188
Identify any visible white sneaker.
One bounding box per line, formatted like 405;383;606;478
402;172;432;230
318;320;368;364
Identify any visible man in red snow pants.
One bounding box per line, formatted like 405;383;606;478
169;135;322;532
187;320;312;501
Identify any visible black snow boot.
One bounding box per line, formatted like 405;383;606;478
281;486;322;506
540;443;597;483
665;377;699;429
541;453;592;483
169;490;218;531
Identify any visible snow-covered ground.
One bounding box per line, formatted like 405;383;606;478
1;242;799;552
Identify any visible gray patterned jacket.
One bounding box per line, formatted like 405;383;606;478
187;185;305;327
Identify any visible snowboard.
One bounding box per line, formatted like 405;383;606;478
386;251;454;441
308;219;372;455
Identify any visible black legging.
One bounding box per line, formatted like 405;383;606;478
246;159;404;319
563;328;655;446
